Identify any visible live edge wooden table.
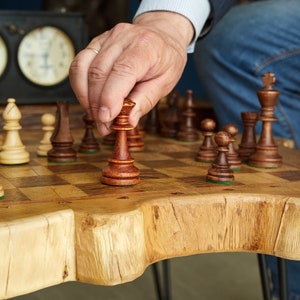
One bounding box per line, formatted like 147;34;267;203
0;107;300;299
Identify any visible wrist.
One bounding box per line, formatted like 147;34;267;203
133;11;194;50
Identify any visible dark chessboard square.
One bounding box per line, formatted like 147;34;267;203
9;175;69;188
0;188;31;202
271;170;300;181
140;169;169;179
140;159;188;169
47;163;100;174
78;154;107;163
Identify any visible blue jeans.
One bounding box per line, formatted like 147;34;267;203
194;0;300;149
194;0;300;299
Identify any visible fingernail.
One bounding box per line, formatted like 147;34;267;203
96;122;112;136
98;106;111;123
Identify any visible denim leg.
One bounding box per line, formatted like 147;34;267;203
194;1;300;299
194;0;300;149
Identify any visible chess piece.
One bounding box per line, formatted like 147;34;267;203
248;73;282;168
176;90;199;142
78;112;100;153
206;131;234;184
127;126;144;152
102;130;116;146
0;183;4;199
238;112;259;162
0;98;30;165
137;123;145;138
0;133;3;150
144;103;160;134
101;98;140;186
37;113;55;157
47;101;77;163
160;90;180;138
196;118;217;162
223;123;242;170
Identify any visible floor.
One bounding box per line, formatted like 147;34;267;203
13;252;263;300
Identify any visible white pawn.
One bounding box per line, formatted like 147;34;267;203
0;98;30;165
37;113;55;157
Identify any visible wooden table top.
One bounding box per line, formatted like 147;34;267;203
0;105;300;299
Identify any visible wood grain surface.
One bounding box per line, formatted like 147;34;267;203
0;105;299;299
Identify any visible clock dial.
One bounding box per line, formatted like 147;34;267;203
17;26;75;86
0;35;8;77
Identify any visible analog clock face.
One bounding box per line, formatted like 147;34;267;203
0;35;8;78
17;26;75;86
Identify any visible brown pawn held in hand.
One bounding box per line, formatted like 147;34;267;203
206;131;234;184
248;72;282;168
101;99;140;186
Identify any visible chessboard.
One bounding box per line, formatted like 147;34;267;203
1;112;300;300
1;128;299;205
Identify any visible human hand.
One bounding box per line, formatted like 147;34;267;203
69;11;194;135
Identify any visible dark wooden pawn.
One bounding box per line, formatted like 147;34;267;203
102;131;116;146
206;131;234;184
127;126;144;152
144;104;160;135
176;90;199;142
223;123;242;171
238;112;259;162
78;112;100;153
48;101;77;163
195;118;217;162
101;99;140;186
248;73;282;168
160;90;180;138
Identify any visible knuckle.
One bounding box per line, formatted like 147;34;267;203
88;65;107;82
69;56;84;75
109;23;131;36
112;59;136;77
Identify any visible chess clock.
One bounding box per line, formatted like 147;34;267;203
0;34;8;78
17;26;75;87
0;10;88;104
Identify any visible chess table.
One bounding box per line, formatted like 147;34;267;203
0;106;300;299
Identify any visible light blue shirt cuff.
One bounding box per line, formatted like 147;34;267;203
134;0;211;53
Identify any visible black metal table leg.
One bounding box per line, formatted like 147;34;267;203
152;262;164;300
257;254;272;300
151;260;171;300
162;260;171;300
278;258;288;300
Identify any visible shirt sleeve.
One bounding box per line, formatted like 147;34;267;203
133;0;211;53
